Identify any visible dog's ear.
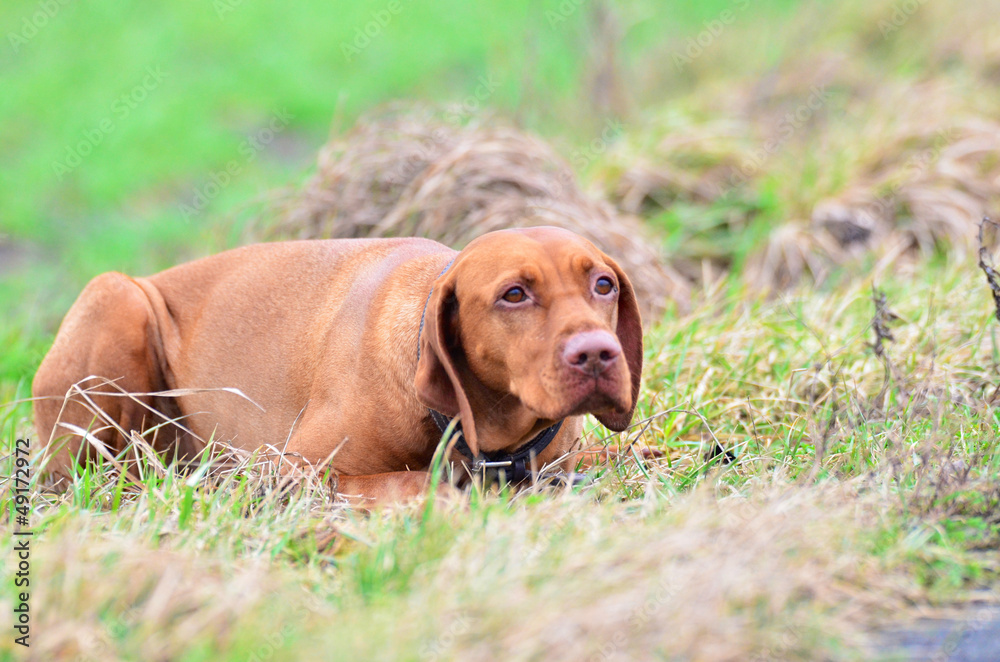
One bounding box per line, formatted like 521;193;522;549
414;269;480;456
594;255;643;432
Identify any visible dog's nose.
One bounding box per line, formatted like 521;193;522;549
562;330;621;376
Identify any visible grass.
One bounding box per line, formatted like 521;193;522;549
595;0;1000;291
3;256;1000;660
0;0;805;398
0;0;801;243
3;0;1000;659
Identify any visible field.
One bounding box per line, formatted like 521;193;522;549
2;0;1000;660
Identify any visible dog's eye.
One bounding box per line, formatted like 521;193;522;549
595;277;615;296
502;286;527;303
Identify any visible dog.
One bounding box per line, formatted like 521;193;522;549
32;226;642;504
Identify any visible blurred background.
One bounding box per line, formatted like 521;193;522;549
2;0;999;397
5;4;1000;658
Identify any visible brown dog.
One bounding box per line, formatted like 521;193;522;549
32;227;642;503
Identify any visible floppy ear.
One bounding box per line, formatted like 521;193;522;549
594;255;643;432
414;271;480;456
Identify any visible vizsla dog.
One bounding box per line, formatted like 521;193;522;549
32;226;642;504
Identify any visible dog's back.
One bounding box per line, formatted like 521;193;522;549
33;238;453;483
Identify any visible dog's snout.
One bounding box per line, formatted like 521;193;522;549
562;330;621;376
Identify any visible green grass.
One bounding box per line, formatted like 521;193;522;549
0;0;805;378
3;257;999;659
0;0;799;241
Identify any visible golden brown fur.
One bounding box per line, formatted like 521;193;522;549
33;227;642;504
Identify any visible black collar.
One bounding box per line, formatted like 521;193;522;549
428;409;563;484
417;256;563;483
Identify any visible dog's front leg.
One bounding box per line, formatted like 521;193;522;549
334;471;460;508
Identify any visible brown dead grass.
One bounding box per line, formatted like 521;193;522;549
261;107;690;321
248;1;1000;303
7;253;1000;661
11;479;936;662
596;0;1000;294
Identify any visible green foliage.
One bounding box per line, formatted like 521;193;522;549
3;0;1000;658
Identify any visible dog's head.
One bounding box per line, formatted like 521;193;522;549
415;226;642;455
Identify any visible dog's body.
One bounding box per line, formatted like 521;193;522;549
33;227;642;503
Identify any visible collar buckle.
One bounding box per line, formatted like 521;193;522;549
472;459;513;471
428;409;563;485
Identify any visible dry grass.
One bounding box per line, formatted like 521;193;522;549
594;0;1000;293
260;107;690;321
629;259;1000;484
6;3;1000;659
249;0;1000;302
7;455;997;662
3;468;980;662
5;252;1000;661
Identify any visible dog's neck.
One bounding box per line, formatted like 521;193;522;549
457;365;558;454
413;255;559;455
